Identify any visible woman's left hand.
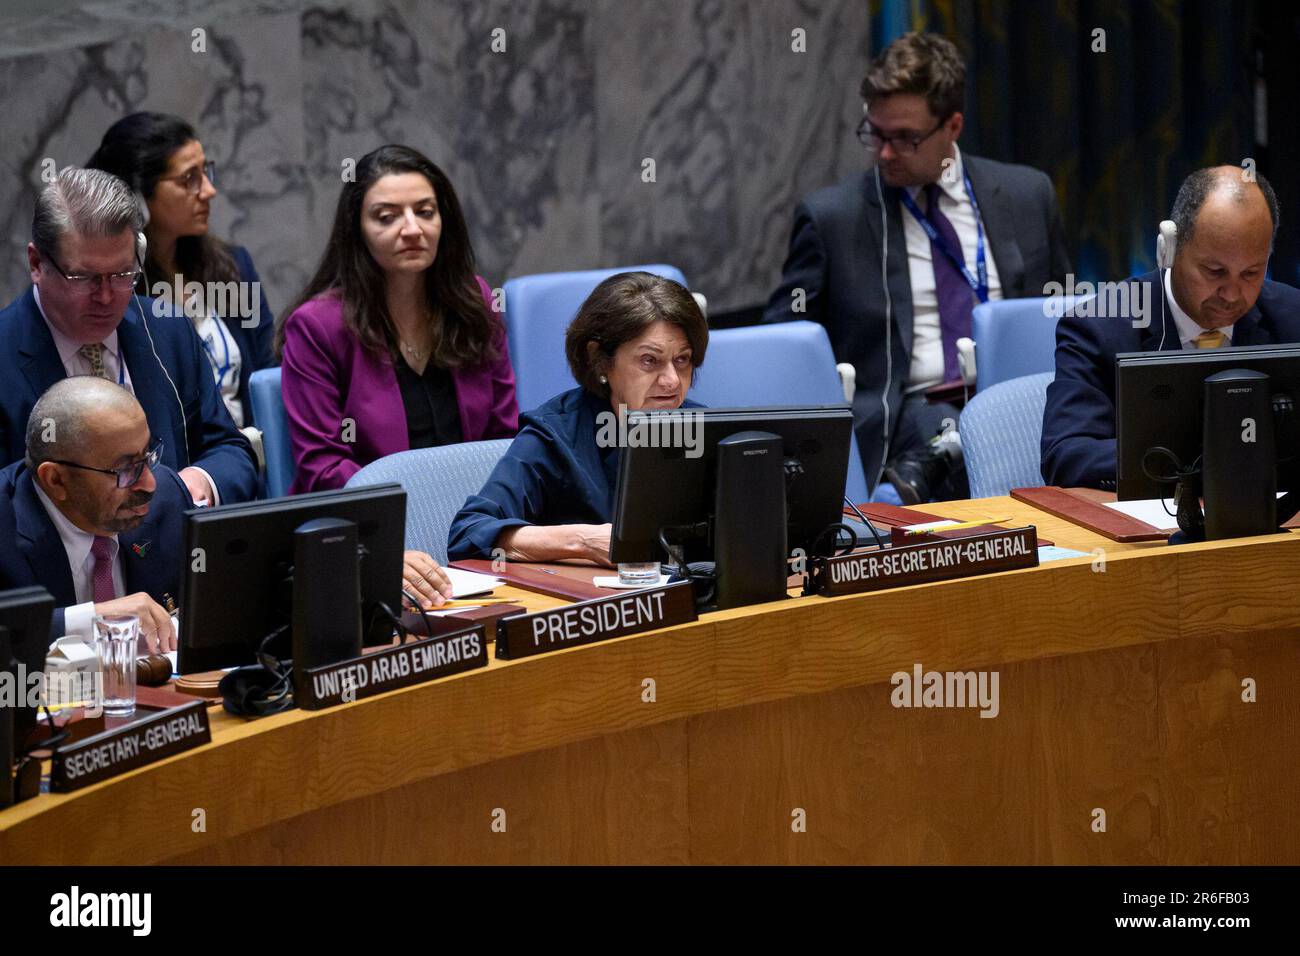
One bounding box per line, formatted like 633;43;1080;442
402;550;454;608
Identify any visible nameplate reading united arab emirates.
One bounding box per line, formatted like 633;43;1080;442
51;700;211;792
810;526;1039;596
298;625;488;710
495;581;697;660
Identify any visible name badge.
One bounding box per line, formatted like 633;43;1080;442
495;581;697;660
51;700;211;792
296;625;488;711
809;527;1039;596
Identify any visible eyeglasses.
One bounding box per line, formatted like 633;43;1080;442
49;438;163;488
856;116;948;156
157;160;216;195
44;253;140;294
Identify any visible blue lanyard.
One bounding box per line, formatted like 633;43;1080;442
199;316;234;384
899;167;989;304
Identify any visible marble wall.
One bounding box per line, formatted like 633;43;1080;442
0;0;870;316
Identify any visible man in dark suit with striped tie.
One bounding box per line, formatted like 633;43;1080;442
0;376;190;649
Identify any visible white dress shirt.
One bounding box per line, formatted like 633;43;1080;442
903;144;1003;392
1164;268;1235;349
31;481;124;640
190;311;245;428
32;285;221;505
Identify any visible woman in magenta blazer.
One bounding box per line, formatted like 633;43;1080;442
277;145;518;498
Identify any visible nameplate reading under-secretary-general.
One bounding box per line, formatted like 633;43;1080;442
298;624;488;710
50;700;211;792
495;581;697;660
809;526;1040;596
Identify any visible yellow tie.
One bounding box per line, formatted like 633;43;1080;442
1193;329;1228;349
78;343;109;378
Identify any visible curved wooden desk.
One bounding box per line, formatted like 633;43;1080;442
4;496;1299;864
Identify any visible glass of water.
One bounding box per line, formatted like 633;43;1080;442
93;614;139;717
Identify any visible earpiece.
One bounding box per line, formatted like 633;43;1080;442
135;230;147;266
1155;220;1176;352
1156;220;1177;270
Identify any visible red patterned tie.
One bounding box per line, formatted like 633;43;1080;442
90;536;117;604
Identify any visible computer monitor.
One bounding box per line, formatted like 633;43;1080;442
178;484;407;673
1116;343;1300;500
1;586;55;809
609;404;854;565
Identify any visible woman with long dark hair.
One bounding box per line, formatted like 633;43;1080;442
88;112;276;429
276;144;518;496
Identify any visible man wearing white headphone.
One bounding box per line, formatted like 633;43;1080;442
1042;166;1300;489
0;166;257;505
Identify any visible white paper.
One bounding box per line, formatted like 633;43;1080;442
1106;493;1287;532
1103;498;1181;531
444;567;502;598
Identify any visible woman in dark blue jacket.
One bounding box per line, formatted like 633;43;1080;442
449;272;708;563
89;112;275;429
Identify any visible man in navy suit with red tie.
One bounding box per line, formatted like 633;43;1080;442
0;376;189;649
1042;167;1300;489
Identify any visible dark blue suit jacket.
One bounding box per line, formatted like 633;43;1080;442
0;460;192;639
448;387;703;559
0;287;258;503
1042;270;1300;488
763;154;1071;485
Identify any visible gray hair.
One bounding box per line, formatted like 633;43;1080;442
32;166;143;260
25;376;143;471
1171;166;1279;252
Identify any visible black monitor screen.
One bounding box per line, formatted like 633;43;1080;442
1;586;54;807
610;404;853;564
1116;343;1300;500
178;484;406;673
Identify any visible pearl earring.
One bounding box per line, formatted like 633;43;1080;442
599;374;607;384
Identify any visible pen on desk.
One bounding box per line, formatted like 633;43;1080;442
904;517;1013;536
434;598;517;609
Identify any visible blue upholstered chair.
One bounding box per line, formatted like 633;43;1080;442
959;371;1053;498
343;440;513;563
687;320;870;503
248;368;293;499
971;295;1080;392
502;264;688;413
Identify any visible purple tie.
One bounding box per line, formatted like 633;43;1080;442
90;536;117;604
925;182;975;382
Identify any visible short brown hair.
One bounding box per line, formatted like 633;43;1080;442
565;272;708;396
859;31;966;120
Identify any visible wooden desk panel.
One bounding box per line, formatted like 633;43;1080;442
3;497;1298;865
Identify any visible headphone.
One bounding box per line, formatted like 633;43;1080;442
1156;219;1177;270
1155;219;1177;352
